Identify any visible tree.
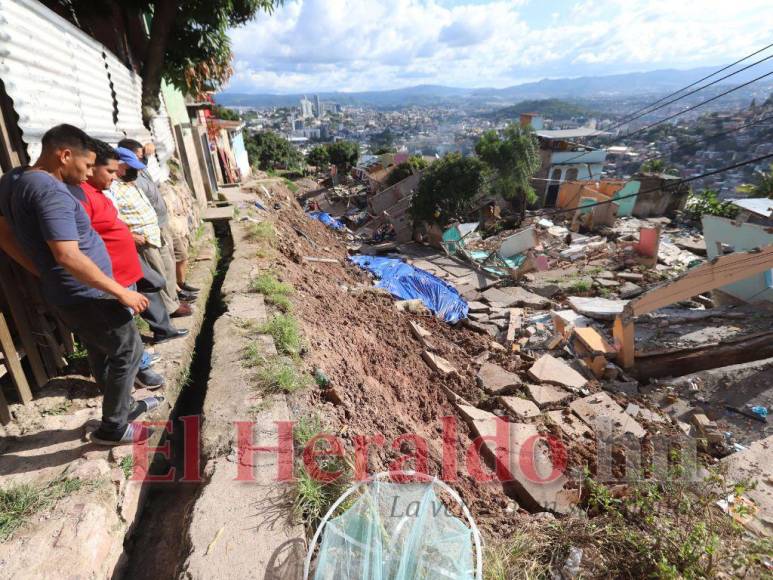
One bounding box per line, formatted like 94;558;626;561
640;159;678;175
306;145;330;169
246;131;302;171
684;189;738;221
474;124;540;220
410;153;486;224
211;104;240;121
62;1;284;123
386;155;429;186
326;141;359;172
737;163;773;198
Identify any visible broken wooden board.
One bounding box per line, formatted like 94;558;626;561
506;308;524;343
573;327;615;356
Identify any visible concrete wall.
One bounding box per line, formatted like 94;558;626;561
556;180;639;217
702;215;773;303
368;172;421;214
632;174;687;217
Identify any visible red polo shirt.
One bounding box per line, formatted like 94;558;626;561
76;182;143;287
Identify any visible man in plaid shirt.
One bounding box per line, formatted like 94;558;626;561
108;148;191;319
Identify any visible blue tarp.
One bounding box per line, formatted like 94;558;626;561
349;255;469;323
307;211;345;231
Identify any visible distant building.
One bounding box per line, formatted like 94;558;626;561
314;94;321;118
523;115;609;207
300;96;314;119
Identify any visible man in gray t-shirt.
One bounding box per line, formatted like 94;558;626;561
0;125;152;445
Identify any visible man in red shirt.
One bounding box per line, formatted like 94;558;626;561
68;140;187;383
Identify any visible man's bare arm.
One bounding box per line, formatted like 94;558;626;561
0;216;39;276
46;240;149;313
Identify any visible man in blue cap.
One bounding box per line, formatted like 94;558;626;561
109;147;192;320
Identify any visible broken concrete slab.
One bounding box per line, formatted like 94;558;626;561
547;410;593;440
567;296;627;321
477;362;522;394
500;396;541;419
421;351;457;377
457;405;578;514
616;272;645;282
468;312;490;322
618;282;644;298
498;286;552;309
408;321;431;340
467;301;490;313
570;392;646;440
481;287;518;307
528;354;587;391
721;434;773;536
499;226;537;258
595;277;620;288
463;319;499;337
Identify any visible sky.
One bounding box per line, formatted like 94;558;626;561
225;0;773;94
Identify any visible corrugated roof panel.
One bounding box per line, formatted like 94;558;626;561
0;0;122;159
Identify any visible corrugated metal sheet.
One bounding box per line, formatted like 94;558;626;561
147;95;175;182
0;0;178;182
104;50;152;145
0;0;122;160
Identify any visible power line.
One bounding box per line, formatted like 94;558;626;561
614;44;773;127
537;151;773;218
553;68;773;168
623;69;773;139
635;113;773;165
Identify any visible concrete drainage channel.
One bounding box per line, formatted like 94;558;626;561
121;220;234;580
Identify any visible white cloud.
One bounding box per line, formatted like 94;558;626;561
224;0;773;93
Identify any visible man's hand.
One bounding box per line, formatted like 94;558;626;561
118;289;149;314
132;233;147;247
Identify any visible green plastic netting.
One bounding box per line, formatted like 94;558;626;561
306;476;482;579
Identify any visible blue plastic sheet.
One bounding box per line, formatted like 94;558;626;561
350;255;468;323
307;211;345;231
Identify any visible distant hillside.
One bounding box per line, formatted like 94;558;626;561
217;65;773;108
485;99;592;121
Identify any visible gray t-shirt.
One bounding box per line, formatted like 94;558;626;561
0;168;113;306
136;169;168;228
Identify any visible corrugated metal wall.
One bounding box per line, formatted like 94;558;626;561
0;0;122;160
0;0;175;174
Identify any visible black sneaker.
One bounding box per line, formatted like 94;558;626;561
180;282;200;293
152;329;190;344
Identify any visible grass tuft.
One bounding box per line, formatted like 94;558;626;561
244;345;310;393
245;221;276;245
250;273;294;313
259;314;303;356
0;477;84;542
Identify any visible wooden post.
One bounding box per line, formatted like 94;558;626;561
0;258;48;388
613;315;635;369
0;311;32;403
0;388;10;425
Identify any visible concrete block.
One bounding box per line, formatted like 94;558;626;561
528;354;587;390
477;362;522;394
570;391;646;440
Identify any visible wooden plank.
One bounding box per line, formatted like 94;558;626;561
506;308;523;342
0;258;48;387
0;387;10;425
629;244;773;317
0;311;32;403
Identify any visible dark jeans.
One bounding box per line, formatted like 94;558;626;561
137;253;178;338
55;299;142;434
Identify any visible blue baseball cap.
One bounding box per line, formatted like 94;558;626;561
115;146;146;170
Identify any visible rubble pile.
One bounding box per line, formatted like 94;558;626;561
252;174;772;543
